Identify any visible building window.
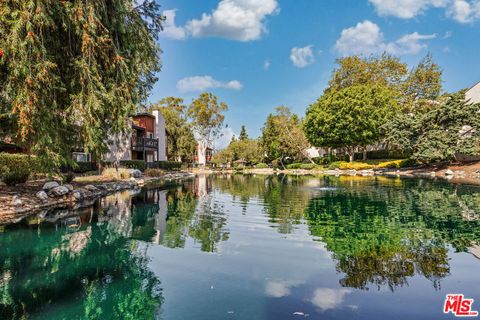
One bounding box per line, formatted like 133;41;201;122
72;152;90;162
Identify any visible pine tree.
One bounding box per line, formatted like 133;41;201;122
0;0;164;171
239;125;248;140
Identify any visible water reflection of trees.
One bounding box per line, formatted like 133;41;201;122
0;214;162;319
304;176;480;291
211;174;480;291
214;174;312;233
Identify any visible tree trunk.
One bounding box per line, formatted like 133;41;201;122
362;148;367;161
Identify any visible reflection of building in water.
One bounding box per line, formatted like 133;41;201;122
154;190;168;244
101;189;140;237
194;175;212;198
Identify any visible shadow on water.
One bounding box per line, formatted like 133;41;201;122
1;174;480;319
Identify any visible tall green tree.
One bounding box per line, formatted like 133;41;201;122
0;0;164;171
188;93;228;164
383;92;480;163
327;53;407;92
260;106;312;165
238;125;248;140
150;97;196;162
304;84;400;162
402;53;443;112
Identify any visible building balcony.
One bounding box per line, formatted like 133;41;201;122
132;137;159;151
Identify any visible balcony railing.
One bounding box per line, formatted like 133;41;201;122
132;137;159;151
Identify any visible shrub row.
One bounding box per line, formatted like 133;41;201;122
0;153;36;185
147;161;182;171
328;161;374;170
144;168;165;177
286;163;318;170
102;160;146;171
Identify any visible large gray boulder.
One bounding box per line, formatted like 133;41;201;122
43;181;60;191
129;169;142;178
48;186;70;197
36;191;49;202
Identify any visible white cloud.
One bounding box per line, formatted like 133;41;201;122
290;45;316;68
369;0;449;18
185;0;279;41
162;10;187;39
214;127;236;150
369;0;480;23
335;20;436;56
176;76;243;92
264;59;271;70
310;288;352;311
265;280;303;298
447;0;480;23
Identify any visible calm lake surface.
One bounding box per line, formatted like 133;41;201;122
1;174;480;319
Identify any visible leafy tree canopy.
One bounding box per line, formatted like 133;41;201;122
150;97;196;162
188;92;228;150
0;0;164;171
260;106;311;163
304;84;400;161
383;92;480;163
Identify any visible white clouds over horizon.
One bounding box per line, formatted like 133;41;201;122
335;20;436;56
369;0;480;23
290;45;316;68
176;76;243;92
162;0;279;41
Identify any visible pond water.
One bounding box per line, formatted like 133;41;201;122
1;174;480;319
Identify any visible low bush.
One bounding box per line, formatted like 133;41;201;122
328;161;373;170
300;163;317;170
74;161;96;173
377;159;414;169
147;161;182;171
328;161;346;170
102;168;131;179
339;162;374;170
119;160;146;171
0;153;35;185
255;163;269;169
144;168;165;177
286;163;302;169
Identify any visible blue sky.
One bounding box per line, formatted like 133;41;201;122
150;0;480;147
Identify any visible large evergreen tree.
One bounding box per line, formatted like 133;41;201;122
0;0;164;171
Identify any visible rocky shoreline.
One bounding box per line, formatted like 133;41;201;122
0;172;194;225
241;165;480;184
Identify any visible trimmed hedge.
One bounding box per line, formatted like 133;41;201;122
148;161;182;171
119;160;146;171
0;153;35;185
255;163;269;169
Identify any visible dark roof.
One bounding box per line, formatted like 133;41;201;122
134;112;155;119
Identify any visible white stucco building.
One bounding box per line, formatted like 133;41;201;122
466;82;480;104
